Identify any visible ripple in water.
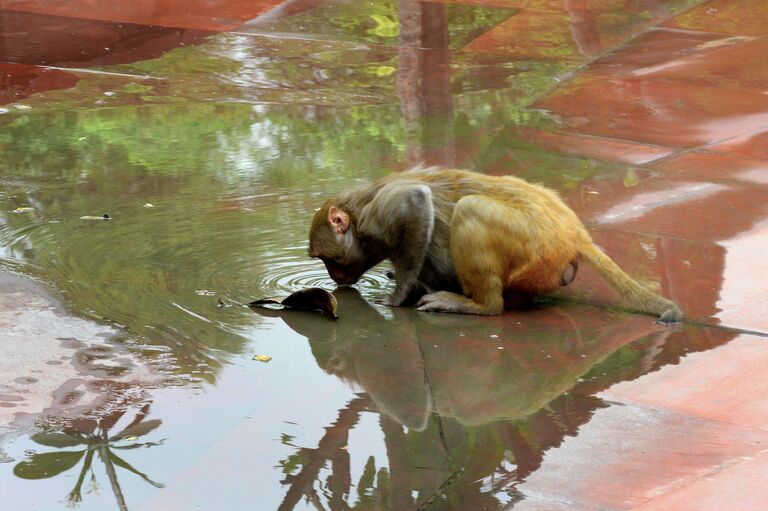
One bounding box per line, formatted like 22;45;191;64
251;255;392;301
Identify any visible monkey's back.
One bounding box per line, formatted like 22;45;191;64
390;167;587;237
388;167;592;293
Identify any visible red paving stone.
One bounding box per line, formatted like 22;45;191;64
632;451;768;511
649;151;768;184
582;176;768;243
664;0;768;36
518;401;768;510
589;29;768;93
602;334;768;429
535;74;768;148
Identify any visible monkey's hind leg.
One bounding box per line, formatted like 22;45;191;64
417;195;533;316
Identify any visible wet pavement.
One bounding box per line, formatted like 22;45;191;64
1;0;767;509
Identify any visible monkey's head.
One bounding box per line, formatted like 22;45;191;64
309;201;381;285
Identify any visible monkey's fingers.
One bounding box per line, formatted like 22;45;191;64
374;296;396;306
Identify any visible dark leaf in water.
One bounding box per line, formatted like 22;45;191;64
13;450;85;479
30;432;84;448
248;287;338;319
110;419;162;441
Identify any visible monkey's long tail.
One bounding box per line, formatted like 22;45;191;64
579;243;683;322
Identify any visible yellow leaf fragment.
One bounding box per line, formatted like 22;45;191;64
253;355;272;363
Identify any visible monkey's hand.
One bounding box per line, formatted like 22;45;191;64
374;286;413;307
374;295;403;307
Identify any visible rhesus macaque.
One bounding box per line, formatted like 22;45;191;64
309;167;682;323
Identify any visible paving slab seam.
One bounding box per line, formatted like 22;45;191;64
532;129;685;167
585;223;768;261
517;491;614;511
628;451;768;511
415;337;455;463
681;320;768;339
604;397;768;435
578;66;768;102
585;223;716;246
547;130;677;156
39;66;162;80
623;154;768;188
698;126;768;156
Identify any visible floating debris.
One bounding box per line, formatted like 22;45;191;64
143;203;155;208
195;290;216;296
253;355;272;363
12;207;34;213
80;214;111;220
248;287;338;319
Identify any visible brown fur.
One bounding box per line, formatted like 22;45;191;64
309;167;682;322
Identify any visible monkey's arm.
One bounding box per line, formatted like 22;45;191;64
359;183;435;306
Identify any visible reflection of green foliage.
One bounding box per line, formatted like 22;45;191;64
115;44;243;76
278;451;309;477
257;0;514;49
121;83;154;95
367;14;399;38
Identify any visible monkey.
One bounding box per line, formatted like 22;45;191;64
308;167;682;323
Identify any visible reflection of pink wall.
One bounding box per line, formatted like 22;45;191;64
2;0;282;31
0;10;211;67
0;63;78;105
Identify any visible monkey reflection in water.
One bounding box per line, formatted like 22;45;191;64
309;167;681;323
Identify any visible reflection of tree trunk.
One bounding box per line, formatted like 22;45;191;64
100;428;128;511
397;0;425;166
421;2;454;167
327;443;351;510
498;424;539;480
380;414;414;511
397;0;454;167
278;396;370;511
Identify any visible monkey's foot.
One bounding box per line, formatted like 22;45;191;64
416;292;466;313
655;306;684;326
416;291;502;315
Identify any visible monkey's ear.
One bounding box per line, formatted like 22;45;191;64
328;206;350;235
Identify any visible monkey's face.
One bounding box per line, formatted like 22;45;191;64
320;256;370;286
310;230;380;285
309;203;384;286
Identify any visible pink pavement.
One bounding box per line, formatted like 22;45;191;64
1;0;767;509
